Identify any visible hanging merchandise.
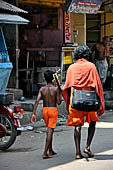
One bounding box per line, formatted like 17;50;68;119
0;28;13;92
0;28;10;63
68;0;102;14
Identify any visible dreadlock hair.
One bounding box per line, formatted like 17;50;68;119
73;45;91;61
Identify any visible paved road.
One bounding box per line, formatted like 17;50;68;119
0;111;113;170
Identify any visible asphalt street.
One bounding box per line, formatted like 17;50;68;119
0;110;113;170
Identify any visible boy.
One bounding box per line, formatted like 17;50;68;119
32;70;61;159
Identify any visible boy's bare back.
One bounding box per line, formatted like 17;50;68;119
32;70;61;123
40;84;61;107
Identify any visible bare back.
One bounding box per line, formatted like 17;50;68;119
95;43;105;60
40;84;61;107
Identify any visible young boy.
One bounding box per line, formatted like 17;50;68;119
32;70;62;159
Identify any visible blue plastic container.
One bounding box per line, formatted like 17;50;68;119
0;62;13;92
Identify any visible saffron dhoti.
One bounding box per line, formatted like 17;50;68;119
42;107;58;128
67;87;99;126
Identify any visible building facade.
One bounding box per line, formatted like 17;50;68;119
1;0;113;94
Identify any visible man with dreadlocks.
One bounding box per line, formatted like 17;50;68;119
62;45;105;159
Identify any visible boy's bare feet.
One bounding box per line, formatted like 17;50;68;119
84;148;94;157
42;154;52;159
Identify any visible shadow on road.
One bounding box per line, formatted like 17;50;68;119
94;154;113;160
0;124;113;170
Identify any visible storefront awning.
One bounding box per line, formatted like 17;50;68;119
0;14;29;24
0;0;28;13
68;0;102;14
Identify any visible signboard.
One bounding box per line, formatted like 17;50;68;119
64;12;71;43
63;55;73;64
68;0;102;14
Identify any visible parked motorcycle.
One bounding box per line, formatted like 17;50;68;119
0;94;24;150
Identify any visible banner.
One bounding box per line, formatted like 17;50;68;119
68;0;102;14
64;12;71;43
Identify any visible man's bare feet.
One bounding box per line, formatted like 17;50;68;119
84;148;94;157
76;152;84;159
49;151;57;156
42;154;52;159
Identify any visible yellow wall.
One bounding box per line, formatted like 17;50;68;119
70;13;86;45
106;13;113;36
101;12;113;39
69;12;113;46
101;12;113;65
100;13;104;40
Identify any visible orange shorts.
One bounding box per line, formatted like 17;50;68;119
67;87;99;126
67;107;99;126
42;107;58;128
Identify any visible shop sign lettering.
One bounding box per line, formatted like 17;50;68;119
65;12;71;43
68;0;102;14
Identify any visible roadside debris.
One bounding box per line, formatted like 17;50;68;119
35;130;43;134
57;117;67;126
17;125;33;131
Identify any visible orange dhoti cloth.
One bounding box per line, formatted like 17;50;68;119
67;87;99;126
67;108;99;126
42;107;58;128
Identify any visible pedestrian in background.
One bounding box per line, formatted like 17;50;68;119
91;36;110;86
32;70;62;159
62;45;105;159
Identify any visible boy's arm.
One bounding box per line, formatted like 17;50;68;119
53;72;62;105
56;87;62;105
53;73;62;91
32;90;42;123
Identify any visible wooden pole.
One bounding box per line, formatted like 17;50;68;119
26;51;29;79
16;0;19;88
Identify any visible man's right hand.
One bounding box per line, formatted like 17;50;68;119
31;113;37;123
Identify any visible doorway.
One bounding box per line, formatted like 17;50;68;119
86;14;101;49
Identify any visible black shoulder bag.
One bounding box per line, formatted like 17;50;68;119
71;88;100;112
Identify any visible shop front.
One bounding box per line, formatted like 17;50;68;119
18;1;64;96
62;0;113;89
61;0;102;83
0;0;29;92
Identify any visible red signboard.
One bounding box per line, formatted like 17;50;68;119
64;12;71;43
78;1;98;7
